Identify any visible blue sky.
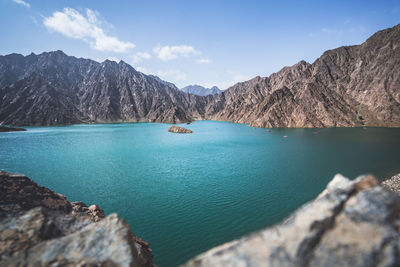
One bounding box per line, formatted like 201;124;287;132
0;0;399;89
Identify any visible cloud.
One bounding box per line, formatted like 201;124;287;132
12;0;30;8
196;58;212;64
156;69;187;81
154;45;199;61
131;52;151;64
136;66;150;74
43;8;135;53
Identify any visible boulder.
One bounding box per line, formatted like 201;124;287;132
183;174;400;267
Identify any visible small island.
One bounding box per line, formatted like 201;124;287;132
0;126;26;132
168;125;193;134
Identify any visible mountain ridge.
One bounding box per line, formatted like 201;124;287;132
0;24;399;127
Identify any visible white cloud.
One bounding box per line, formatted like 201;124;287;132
43;8;135;53
135;66;151;74
12;0;30;8
156;69;187;81
131;52;151;64
154;45;199;61
196;58;212;64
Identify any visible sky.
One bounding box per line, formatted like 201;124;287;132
0;0;399;89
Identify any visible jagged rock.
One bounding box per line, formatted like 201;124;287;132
382;173;400;194
0;126;26;132
183;174;400;267
168;125;193;133
0;171;154;266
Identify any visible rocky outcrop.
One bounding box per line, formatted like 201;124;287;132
0;171;154;266
0;126;26;132
168;125;193;133
382;173;400;194
184;174;400;266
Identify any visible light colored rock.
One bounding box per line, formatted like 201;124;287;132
168;125;193;133
382;173;400;194
183;175;400;267
0;171;154;266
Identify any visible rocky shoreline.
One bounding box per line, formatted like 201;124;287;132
0;171;154;266
0;125;26;132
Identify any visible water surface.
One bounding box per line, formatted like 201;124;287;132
1;121;399;266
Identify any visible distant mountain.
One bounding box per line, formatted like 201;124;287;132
0;24;399;127
148;74;179;90
181;85;222;96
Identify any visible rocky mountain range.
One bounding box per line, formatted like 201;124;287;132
180;84;222;96
0;24;399;127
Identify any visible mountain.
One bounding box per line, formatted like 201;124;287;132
181;85;222;96
0;51;203;126
203;24;400;127
0;24;399;127
148;74;179;90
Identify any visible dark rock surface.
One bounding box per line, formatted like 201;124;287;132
168;125;193;133
183;174;400;266
0;126;26;132
0;171;154;266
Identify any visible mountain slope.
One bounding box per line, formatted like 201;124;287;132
0;52;201;126
181;85;222;96
203;24;400;127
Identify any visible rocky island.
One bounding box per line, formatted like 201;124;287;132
168;125;193;133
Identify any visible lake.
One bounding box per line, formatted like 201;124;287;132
1;121;399;266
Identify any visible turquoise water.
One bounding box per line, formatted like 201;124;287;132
1;121;399;266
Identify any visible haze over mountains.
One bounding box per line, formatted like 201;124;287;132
0;24;399;127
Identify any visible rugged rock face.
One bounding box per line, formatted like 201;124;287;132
382;173;400;194
183;174;400;266
0;24;399;127
204;24;400;127
0;126;26;132
168;125;193;133
0;51;203;126
181;85;222;96
0;171;154;266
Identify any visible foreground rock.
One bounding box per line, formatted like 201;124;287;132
0;125;26;132
184;174;400;266
168;125;193;133
0;171;154;266
382;173;400;194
